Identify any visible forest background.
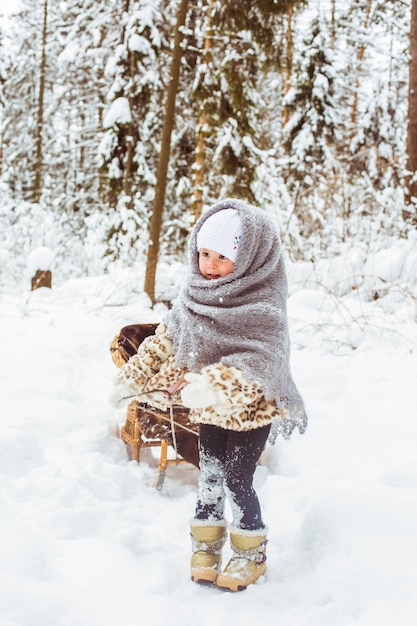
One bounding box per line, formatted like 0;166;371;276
0;0;415;305
2;5;417;625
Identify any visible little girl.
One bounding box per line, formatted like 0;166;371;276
109;198;307;592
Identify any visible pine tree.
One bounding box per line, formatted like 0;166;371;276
280;14;339;241
99;0;170;209
191;0;307;212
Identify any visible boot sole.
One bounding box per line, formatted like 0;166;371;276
191;576;216;587
215;581;247;592
191;568;219;585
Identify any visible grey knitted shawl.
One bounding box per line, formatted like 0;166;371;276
166;198;307;440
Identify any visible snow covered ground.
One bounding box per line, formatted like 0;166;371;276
1;241;417;626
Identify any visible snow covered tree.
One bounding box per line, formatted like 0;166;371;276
144;0;189;303
280;15;339;243
190;0;307;214
275;0;409;259
335;0;408;240
99;0;169;209
0;0;412;281
0;0;123;275
2;0;53;199
95;0;177;269
339;1;406;178
53;0;120;215
2;0;119;211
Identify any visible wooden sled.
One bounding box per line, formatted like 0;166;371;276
110;323;199;488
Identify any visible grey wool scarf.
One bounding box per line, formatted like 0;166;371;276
166;198;307;440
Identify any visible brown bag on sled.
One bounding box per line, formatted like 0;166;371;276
109;323;199;468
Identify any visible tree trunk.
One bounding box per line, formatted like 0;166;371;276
405;0;417;224
192;0;215;220
144;0;189;304
123;35;136;204
282;4;293;127
33;0;48;203
350;0;372;143
331;0;336;48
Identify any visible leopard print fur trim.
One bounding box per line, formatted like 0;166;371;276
116;323;286;430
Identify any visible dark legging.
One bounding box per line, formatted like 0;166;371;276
195;423;271;531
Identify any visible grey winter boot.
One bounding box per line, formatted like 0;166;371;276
215;527;267;592
190;520;227;585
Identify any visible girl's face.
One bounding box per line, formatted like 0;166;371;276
198;248;235;279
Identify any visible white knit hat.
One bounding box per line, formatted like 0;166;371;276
196;209;242;262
